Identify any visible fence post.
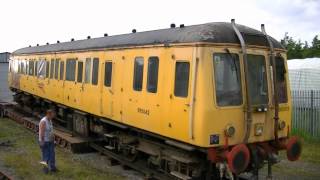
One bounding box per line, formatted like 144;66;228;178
311;90;314;137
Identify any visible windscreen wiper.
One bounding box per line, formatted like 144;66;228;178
225;48;239;82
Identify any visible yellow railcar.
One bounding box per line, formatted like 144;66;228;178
8;21;301;179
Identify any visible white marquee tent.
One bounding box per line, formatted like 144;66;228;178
287;58;320;90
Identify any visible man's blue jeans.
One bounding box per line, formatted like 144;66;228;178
40;141;56;171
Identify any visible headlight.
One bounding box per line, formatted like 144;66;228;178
225;125;236;137
278;120;286;130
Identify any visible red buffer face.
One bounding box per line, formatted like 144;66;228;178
286;136;302;161
226;144;250;174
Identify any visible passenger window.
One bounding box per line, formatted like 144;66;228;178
92;58;99;85
84;58;91;83
66;59;76;81
21;61;25;74
29;61;34;75
77;61;84;83
34;60;38;76
213;53;242;106
133;57;144;91
25;60;29;75
38;59;46;78
50;59;54;79
104;61;112;87
174;62;190;97
18;60;21;74
60;61;64;80
45;60;50;78
147;57;159;93
54;59;59;79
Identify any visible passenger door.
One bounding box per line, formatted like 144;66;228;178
165;48;193;140
82;57;101;115
63;58;77;108
101;60;114;117
74;60;84;109
57;59;65;103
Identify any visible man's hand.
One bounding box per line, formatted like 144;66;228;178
39;140;45;147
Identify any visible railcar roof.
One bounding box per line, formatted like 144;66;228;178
13;22;284;55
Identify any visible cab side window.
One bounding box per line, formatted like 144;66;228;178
275;56;288;103
133;57;144;91
174;62;190;97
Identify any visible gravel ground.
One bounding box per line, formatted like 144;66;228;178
71;153;143;180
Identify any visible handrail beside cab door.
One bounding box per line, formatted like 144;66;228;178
231;19;253;143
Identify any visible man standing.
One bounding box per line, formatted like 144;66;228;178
39;109;57;173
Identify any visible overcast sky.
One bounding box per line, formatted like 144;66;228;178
0;0;319;52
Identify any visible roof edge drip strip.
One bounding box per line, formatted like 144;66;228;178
231;19;253;143
261;24;279;143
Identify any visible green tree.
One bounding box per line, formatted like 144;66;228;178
281;33;320;59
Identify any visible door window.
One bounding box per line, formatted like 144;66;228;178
77;61;84;83
104;61;113;87
92;58;99;85
84;58;91;83
174;62;190;97
133;57;144;91
147;57;159;93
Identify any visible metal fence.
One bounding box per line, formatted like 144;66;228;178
291;90;320;137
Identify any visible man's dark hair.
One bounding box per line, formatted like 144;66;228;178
46;109;54;115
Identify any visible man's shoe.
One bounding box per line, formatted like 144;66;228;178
51;168;59;173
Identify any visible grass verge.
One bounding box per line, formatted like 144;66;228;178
0;118;123;180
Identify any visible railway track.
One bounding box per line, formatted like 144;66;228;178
0;102;174;179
